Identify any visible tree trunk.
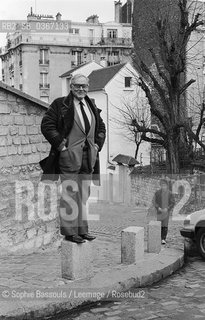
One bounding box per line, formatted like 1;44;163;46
167;138;180;174
135;142;140;159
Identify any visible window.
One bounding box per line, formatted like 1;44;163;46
107;29;117;39
107;61;120;66
69;28;79;34
89;29;94;45
40;72;49;88
125;77;132;88
11;76;14;87
108;50;119;56
71;50;82;66
19;74;23;90
107;50;120;66
39;49;49;64
19;50;22;66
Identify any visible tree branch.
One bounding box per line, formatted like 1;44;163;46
140;61;171;110
177;121;205;150
195;101;205;138
149;48;171;92
138;77;168;130
131;118;167;139
179;79;196;95
141;133;167;147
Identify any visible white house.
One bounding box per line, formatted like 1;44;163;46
88;62;151;174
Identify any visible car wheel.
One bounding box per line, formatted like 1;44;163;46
196;228;205;260
184;238;198;258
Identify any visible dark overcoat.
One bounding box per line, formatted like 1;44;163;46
40;92;106;183
153;189;175;227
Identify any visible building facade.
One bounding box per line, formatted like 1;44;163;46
114;0;134;23
0;1;133;103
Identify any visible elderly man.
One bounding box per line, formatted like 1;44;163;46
41;74;106;243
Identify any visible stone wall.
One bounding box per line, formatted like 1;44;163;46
131;174;160;207
0;85;60;255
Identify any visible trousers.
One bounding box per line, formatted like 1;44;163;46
59;150;92;236
161;227;168;240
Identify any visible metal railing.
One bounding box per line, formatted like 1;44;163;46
39;59;49;65
39;83;50;89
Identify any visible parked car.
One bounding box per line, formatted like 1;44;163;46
180;209;205;260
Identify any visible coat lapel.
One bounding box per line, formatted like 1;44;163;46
85;96;99;135
62;93;75;136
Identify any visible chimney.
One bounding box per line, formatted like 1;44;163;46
93;15;99;23
56;12;62;21
86;14;99;24
114;1;122;23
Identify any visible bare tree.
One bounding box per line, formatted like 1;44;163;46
131;0;205;173
113;85;150;160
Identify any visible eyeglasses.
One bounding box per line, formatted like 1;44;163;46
72;84;89;89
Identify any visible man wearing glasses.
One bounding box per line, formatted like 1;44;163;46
41;74;106;243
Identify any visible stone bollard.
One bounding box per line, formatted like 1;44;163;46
147;221;161;254
61;240;93;280
121;226;144;264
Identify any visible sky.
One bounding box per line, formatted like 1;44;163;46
0;0;116;46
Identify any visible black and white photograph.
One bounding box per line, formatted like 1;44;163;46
0;0;205;319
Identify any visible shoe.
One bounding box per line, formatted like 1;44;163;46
80;233;96;241
64;235;86;244
161;240;166;245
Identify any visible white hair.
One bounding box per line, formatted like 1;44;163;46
70;74;89;85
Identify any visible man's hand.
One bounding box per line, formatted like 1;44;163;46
57;138;67;151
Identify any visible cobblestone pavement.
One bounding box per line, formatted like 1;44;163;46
54;256;205;320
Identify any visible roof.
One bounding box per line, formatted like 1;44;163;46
112;154;139;166
60;63;88;78
88;63;126;91
0;82;49;108
60;62;99;78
